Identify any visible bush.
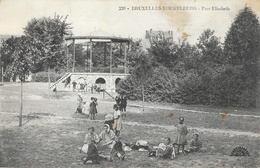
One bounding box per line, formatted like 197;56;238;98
32;72;65;82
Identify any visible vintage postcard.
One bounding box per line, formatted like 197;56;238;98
0;0;259;167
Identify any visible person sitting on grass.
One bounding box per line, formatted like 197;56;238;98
175;117;188;155
84;127;99;145
148;137;176;159
110;136;125;161
98;124;116;149
83;139;100;164
80;127;99;154
186;133;203;153
82;139;111;164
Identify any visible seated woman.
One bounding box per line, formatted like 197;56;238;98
187;133;202;152
98;124;116;149
148;137;176;159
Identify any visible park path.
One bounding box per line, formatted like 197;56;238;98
1;111;259;138
100;100;260;118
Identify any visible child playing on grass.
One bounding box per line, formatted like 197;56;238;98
110;136;125;161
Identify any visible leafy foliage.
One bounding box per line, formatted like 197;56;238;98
3;36;34;81
24;14;72;71
117;7;260;108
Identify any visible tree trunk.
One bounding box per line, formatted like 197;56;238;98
141;82;145;112
48;66;50;97
19;81;23;127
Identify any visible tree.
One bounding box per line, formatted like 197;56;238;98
197;29;223;68
148;32;178;70
4;36;36;126
223;6;260;107
24;14;72;89
118;40;154;110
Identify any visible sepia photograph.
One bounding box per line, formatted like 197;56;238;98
0;0;260;167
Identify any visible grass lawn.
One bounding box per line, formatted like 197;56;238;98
0;82;260;168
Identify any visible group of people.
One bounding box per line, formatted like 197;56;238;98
71;80;100;93
75;93;98;120
77;94;128;164
76;92;203;164
80;113;125;164
148;117;203;160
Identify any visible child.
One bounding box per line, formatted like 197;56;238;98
81;127;100;164
113;104;122;136
175;117;188;154
89;97;98;120
104;113;114;130
83;140;100;164
187;133;202;152
156;137;176;159
110;136;125;161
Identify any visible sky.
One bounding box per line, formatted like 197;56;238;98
0;0;259;44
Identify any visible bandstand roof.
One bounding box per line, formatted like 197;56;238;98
65;30;131;43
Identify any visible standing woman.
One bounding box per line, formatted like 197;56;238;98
175;117;188;154
113;104;122;136
89;97;98;120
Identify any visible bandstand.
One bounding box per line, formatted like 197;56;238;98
50;30;131;92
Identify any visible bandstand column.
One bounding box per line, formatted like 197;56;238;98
90;39;93;73
66;45;69;71
104;43;107;67
124;43;127;74
110;41;112;73
72;39;75;73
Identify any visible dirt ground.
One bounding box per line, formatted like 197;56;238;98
0;83;260;168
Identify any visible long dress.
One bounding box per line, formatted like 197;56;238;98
113;110;122;131
175;124;188;145
89;101;97;115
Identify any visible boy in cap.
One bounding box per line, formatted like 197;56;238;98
187;133;202;152
175;117;188;154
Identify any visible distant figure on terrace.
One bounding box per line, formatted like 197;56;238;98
72;80;77;91
76;93;83;113
175;117;188;155
89;97;98;120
